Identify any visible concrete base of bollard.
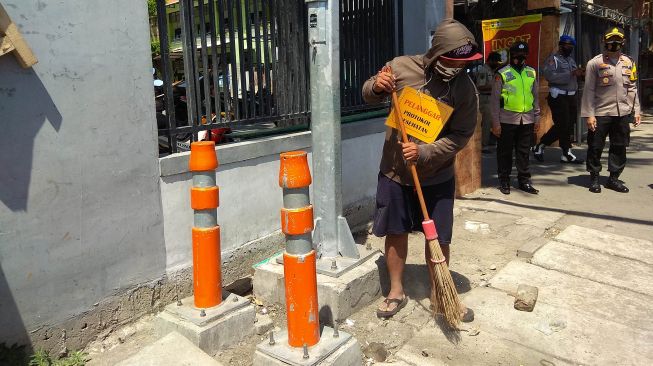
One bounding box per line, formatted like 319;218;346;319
253;327;362;366
154;292;256;355
253;250;382;323
115;331;224;366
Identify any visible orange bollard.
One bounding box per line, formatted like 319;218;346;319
279;151;320;347
189;141;221;309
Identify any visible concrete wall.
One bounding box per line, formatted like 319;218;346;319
159;120;386;276
0;0;165;350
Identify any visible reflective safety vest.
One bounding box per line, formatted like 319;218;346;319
498;65;536;113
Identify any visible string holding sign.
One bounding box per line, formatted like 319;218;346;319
385;86;453;143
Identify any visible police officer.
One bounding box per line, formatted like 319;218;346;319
581;27;641;193
491;41;540;194
474;52;502;151
533;35;584;164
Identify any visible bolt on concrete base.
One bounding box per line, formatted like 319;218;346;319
155;292;256;355
253;251;382;323
253;326;362;366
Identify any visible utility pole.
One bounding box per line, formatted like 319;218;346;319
305;0;376;276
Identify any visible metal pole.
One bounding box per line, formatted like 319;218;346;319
575;0;583;144
189;141;221;309
279;151;320;347
306;0;359;262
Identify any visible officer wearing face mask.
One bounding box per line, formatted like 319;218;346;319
362;19;480;320
581;27;641;193
533;35;584;164
490;41;541;195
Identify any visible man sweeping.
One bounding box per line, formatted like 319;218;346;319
362;19;479;321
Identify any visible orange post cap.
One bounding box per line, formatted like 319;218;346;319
279;151;312;188
189;141;218;172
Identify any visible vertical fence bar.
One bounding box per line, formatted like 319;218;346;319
244;0;257;118
208;0;222;126
261;1;273;117
190;0;203;140
198;0;213;130
270;0;280;121
235;0;249;119
226;0;241;120
252;0;265;116
156;0;178;153
217;0;232;122
180;0;198;133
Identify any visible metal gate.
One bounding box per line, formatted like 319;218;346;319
151;0;401;154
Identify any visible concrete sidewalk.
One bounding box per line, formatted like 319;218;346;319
365;116;653;365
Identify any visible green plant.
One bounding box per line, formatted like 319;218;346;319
151;39;161;56
28;348;49;366
147;0;157;18
27;349;88;366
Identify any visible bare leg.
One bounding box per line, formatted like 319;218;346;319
380;233;408;311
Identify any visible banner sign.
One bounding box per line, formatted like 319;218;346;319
481;14;542;71
385;86;453;144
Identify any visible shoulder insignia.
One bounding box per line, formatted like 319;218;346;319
495;74;501;82
504;71;516;82
526;70;535;78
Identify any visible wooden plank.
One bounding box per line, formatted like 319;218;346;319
0;3;38;68
0;35;16;57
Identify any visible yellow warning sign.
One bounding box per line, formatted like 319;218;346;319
385;86;454;143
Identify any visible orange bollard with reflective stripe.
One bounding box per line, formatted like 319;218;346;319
284;251;320;347
192;226;221;307
279;151;320;347
189;141;221;309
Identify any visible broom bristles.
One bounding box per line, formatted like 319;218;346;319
428;239;462;329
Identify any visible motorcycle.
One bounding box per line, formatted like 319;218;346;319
154;71;234;153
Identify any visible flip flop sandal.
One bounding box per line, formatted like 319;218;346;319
376;296;408;318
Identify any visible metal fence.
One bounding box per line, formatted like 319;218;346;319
153;0;401;154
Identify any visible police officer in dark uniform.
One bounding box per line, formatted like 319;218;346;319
491;41;540;195
533;35;584;164
581;27;641;193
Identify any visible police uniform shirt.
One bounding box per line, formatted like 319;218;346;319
542;52;578;92
490;65;541;127
581;53;640;117
474;64;495;95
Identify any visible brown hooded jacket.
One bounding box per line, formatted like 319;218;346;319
362;19;479;186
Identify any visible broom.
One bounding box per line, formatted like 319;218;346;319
386;66;463;328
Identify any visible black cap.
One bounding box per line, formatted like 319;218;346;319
439;42;483;61
509;41;529;54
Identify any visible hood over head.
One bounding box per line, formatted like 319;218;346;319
423;19;480;67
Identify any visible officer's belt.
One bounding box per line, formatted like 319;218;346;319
549;87;576;96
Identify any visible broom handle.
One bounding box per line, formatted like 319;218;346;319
389;83;431;222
